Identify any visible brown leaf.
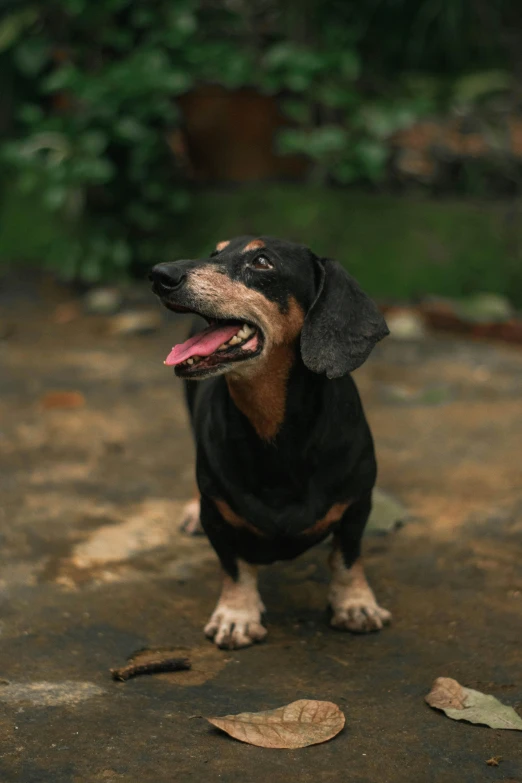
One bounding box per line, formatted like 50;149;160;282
486;756;502;767
40;391;85;410
207;699;345;749
426;677;522;731
425;677;466;710
53;303;80;324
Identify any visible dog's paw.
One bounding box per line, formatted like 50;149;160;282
204;604;267;649
330;600;391;633
180;499;203;536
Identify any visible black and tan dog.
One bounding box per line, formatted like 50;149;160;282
150;235;391;649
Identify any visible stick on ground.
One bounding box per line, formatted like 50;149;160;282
111;649;191;682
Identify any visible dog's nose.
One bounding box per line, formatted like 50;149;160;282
150;263;187;296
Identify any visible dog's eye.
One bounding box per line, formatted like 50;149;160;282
250;255;273;271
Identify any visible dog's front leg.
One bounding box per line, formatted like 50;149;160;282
200;496;267;649
329;493;391;633
204;561;267;649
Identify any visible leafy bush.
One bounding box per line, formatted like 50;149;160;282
269;42;434;185
0;0;517;281
0;0;256;281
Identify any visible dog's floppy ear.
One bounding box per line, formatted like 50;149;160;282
300;257;389;379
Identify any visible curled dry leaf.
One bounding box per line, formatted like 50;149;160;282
426;677;522;731
425;677;466;710
207;699;345;749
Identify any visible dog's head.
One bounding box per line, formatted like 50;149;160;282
150;236;388;381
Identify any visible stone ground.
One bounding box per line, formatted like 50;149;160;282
0;279;521;783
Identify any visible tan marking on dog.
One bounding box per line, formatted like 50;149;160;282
187;267;305;439
301;501;351;537
188;268;303;352
227;344;295;440
204;560;267;649
213;498;264;537
227;296;303;440
242;238;265;253
215;240;230;252
328;546;391;633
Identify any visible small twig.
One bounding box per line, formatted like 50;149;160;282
111;655;191;682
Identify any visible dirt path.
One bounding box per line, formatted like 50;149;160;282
1;282;521;782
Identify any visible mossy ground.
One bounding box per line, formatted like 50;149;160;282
2;184;522;303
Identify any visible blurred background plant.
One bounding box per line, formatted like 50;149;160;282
0;0;520;291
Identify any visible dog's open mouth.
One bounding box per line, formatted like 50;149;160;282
164;318;263;377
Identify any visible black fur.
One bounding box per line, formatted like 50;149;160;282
151;236;388;581
192;362;377;578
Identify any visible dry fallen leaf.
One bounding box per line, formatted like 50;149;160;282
425;677;467;710
53;302;80;324
207;699;345;749
426;678;522;731
40;391;85;410
486;756;502;767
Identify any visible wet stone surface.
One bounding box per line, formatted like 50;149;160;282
0;285;521;782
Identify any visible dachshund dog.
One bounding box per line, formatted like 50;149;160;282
150;236;391;649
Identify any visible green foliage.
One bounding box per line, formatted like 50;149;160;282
277;94;431;185
0;0;261;281
0;0;517;281
263;1;514;185
0;2;187;279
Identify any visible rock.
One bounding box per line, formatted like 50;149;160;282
366;488;408;535
453;293;514;324
108;310;162;336
0;681;104;707
416;385;454;405
386;309;426;340
84;287;123;315
380;384;417;404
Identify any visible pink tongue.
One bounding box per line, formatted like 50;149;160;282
164;323;240;366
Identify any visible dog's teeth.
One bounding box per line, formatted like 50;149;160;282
217;343;228;351
186;358;194;365
229;335;241;345
237;324;254;340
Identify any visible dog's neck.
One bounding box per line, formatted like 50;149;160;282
226;344;304;442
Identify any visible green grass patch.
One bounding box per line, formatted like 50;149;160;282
177;186;522;304
2;184;522;303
